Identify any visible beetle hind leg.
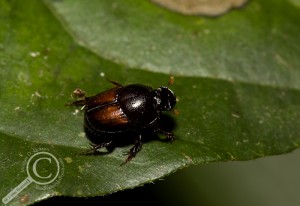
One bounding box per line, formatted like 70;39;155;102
81;141;113;155
67;99;85;106
105;78;122;87
90;141;113;153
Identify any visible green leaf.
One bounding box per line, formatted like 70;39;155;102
1;0;300;205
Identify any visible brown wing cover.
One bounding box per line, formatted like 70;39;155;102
87;104;128;126
85;87;131;132
85;87;120;109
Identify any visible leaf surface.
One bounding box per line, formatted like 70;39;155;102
1;0;300;205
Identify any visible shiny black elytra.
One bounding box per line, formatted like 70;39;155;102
70;77;176;164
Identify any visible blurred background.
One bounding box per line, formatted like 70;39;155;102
37;148;300;206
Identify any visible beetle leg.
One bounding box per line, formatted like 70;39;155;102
90;141;113;153
156;127;175;142
122;134;142;165
79;141;113;155
67;99;86;106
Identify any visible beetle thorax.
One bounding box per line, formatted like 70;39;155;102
119;85;158;126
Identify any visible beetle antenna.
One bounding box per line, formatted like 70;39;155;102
171;109;180;116
105;77;122;87
168;76;175;87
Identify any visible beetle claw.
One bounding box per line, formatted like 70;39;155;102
121;151;135;166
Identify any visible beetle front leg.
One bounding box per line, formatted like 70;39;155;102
122;134;142;165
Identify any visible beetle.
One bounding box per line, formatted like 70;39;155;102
69;77;176;164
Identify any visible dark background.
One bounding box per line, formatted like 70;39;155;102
36;149;300;206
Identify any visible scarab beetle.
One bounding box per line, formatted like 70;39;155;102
69;77;176;164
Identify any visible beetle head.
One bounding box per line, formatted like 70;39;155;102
153;86;176;111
